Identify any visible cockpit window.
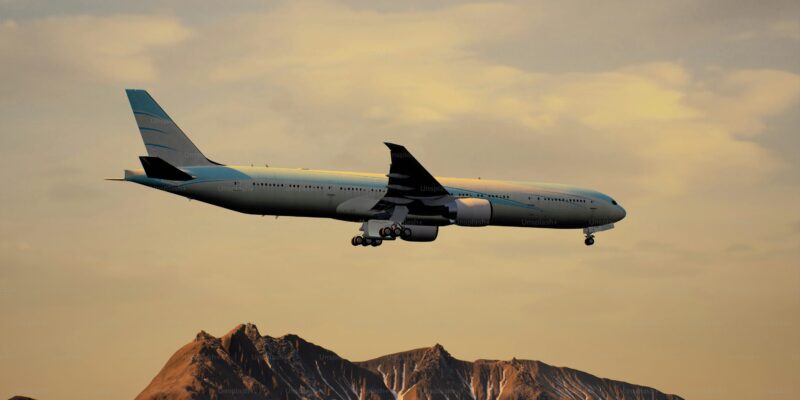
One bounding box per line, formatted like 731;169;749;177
611;200;618;205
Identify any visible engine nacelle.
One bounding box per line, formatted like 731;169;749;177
447;198;492;226
400;225;439;242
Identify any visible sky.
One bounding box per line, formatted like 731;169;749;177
0;0;798;399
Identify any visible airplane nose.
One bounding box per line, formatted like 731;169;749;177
616;205;627;221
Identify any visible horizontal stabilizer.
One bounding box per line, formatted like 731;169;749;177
139;156;194;181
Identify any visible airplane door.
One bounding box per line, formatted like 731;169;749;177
325;185;336;210
232;180;251;192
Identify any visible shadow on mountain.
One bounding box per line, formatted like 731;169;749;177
136;323;683;400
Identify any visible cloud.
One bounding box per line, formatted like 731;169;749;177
732;19;800;41
1;2;797;199
688;68;800;134
202;1;526;122
0;15;192;84
180;2;800;196
769;20;800;40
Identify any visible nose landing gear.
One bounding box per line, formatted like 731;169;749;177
582;223;614;246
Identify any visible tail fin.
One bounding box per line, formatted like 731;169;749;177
125;89;220;167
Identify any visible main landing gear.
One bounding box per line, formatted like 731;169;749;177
350;224;410;247
351;236;383;247
379;225;411;239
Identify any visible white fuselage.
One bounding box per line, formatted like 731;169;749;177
125;165;626;229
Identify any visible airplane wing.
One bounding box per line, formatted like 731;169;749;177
372;143;454;221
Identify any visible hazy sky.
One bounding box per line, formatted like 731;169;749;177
1;1;798;399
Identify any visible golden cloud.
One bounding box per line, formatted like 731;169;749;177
191;2;799;196
0;15;192;82
1;2;797;196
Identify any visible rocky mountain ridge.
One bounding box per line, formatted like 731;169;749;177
137;323;683;400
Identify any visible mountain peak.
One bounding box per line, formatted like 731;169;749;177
419;342;453;367
194;330;215;343
221;322;262;345
224;322;260;336
138;324;684;400
242;322;261;337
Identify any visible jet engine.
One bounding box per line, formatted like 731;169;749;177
447;198;492;226
399;225;439;242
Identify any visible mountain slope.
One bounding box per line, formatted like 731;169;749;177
137;323;682;400
358;346;682;400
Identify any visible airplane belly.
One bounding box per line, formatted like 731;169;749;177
335;196;380;218
545;205;592;228
488;203;525;226
490;201;592;229
180;181;254;212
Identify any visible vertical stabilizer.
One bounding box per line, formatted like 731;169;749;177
126;89;218;167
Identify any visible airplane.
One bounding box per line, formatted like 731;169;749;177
118;89;626;247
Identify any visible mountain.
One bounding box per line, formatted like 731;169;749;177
136;323;390;400
137;323;683;400
357;345;681;400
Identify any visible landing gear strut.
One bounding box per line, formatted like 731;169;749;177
582;223;614;247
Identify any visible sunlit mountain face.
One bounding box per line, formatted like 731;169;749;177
137;324;683;400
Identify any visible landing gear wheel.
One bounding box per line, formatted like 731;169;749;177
402;227;412;238
363;237;373;246
351;236;359;246
354;236;364;246
371;239;382;247
584;236;595;246
393;227;403;237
